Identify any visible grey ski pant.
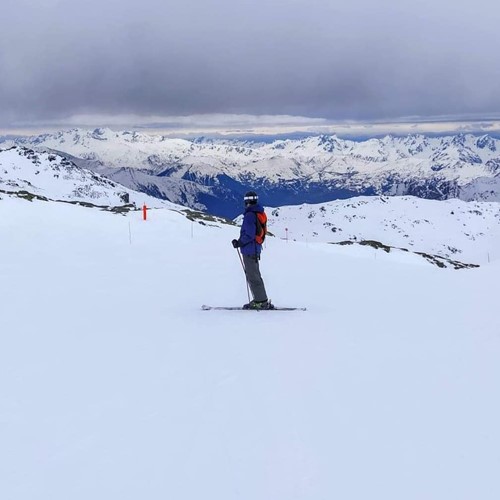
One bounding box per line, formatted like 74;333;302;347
242;254;268;302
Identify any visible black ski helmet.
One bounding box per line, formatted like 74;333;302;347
244;191;258;206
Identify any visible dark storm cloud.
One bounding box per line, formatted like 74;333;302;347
1;0;500;127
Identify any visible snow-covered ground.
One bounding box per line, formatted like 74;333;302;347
266;196;500;265
1;195;499;500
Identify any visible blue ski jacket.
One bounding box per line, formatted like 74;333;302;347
238;203;265;256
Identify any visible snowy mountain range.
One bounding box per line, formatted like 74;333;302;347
2;143;498;267
3;128;500;217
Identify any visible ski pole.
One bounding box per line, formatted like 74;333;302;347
236;248;252;303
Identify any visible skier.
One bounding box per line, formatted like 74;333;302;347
231;191;272;310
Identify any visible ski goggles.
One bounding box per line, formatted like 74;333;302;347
244;195;258;204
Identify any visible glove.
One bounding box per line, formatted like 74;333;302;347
232;239;240;248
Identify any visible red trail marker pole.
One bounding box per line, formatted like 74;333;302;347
143;203;147;221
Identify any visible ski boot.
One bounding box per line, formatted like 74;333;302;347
243;300;274;310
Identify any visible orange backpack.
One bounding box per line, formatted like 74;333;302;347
255;211;267;245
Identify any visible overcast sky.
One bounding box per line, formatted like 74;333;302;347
1;0;500;132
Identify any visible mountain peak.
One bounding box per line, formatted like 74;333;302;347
90;128;115;140
476;134;496;151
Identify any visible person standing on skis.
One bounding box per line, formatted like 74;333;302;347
231;191;272;310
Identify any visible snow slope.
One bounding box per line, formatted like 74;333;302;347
266;196;500;265
0;145;180;209
0;195;499;500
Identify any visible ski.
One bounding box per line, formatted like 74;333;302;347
201;305;307;311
